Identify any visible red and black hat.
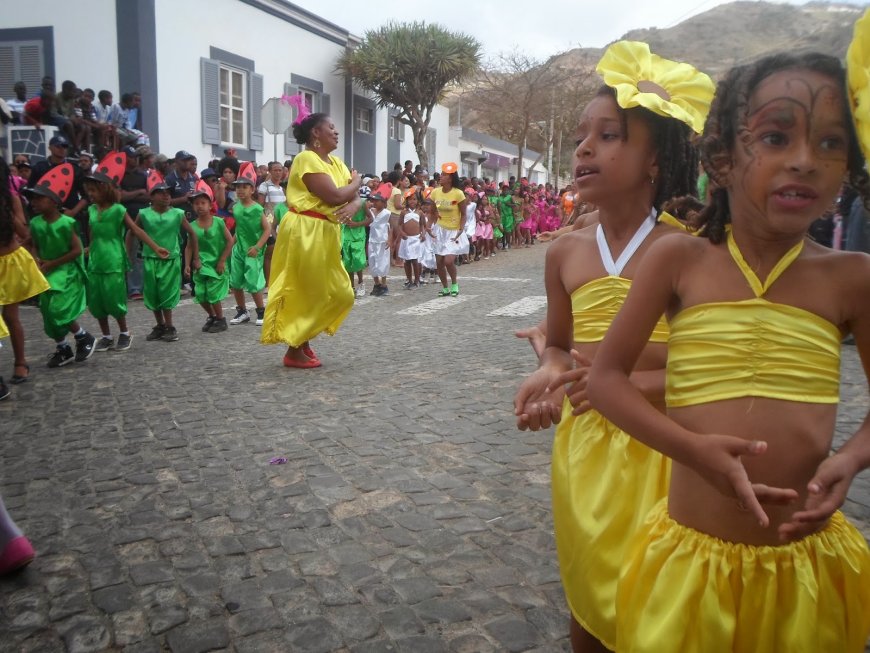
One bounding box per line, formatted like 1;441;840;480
231;161;256;186
147;170;171;194
24;163;75;205
189;178;214;202
87;151;126;186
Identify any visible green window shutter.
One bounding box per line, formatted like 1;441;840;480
249;72;264;151
200;57;221;145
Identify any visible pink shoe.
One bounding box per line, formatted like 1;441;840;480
0;536;35;575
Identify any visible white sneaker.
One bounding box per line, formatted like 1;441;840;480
355;285;366;298
229;308;250;325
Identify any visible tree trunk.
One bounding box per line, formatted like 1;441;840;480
516;141;525;180
410;120;429;171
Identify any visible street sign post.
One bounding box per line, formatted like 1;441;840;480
261;98;294;162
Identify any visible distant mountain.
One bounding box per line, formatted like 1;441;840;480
558;1;864;78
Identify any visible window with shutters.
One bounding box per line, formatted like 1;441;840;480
200;49;263;155
219;64;246;148
355;107;372;134
0;40;44;99
388;116;404;142
283;76;329;156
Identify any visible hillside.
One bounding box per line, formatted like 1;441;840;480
560;1;864;77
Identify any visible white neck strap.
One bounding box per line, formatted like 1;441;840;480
595;209;657;277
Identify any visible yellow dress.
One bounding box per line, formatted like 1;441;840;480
260;150;355;347
552;275;670;651
0;314;8;339
0;245;51;305
617;231;870;652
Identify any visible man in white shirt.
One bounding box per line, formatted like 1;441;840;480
256;161;286;213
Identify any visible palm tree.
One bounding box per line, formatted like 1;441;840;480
337;22;481;170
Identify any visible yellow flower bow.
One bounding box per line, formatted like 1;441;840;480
847;9;870;164
596;41;715;134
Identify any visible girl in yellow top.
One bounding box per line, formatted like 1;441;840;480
429;162;468;296
513;41;714;652
260;110;361;369
588;45;870;652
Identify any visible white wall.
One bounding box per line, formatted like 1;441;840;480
6;0;119;96
152;0;348;163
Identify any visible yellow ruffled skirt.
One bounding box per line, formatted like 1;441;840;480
261;213;354;347
0;246;50;305
0;314;8;339
617;501;870;652
552;400;670;650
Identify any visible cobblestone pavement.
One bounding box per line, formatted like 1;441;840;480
1;243;868;653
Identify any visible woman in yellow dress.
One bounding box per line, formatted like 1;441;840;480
0;157;51;393
260;109;361;368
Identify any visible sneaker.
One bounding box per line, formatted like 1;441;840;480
255;307;265;326
74;332;96;362
202;316;216;332
410;282;419;289
114;333;133;351
208;317;228;333
450;283;459;297
403;281;413;290
229;307;250;324
146;324;166;341
47;345;74;368
370;285;383;297
0;377;9;401
355;285;366;298
182;282;193;294
380;286;389;296
94;337;114;352
161;326;179;342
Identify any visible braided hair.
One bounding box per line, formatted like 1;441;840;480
696;52;870;244
595;85;699;213
0;159;15;248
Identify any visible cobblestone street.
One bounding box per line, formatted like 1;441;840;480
1;244;868;652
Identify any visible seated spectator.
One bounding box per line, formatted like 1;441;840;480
115;93;150;147
77;88;113;155
54;80;90;152
6;82;27;123
153;153;170;176
22;87;77;149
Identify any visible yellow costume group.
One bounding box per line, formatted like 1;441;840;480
553;25;870;652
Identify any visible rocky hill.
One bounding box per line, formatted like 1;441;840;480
559;1;864;78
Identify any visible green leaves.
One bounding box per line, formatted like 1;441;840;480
336;22;481;168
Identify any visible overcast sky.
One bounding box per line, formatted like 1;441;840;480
292;0;867;60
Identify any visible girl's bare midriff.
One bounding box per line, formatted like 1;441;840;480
669;399;836;545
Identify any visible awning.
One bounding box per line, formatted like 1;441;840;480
460;150;487;163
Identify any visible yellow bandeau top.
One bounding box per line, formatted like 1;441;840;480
572;276;669;343
665;229;841;407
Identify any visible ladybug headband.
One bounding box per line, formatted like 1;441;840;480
25;163;75;204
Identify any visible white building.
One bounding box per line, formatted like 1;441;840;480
2;0;546;181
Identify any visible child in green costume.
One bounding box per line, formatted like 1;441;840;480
185;181;234;333
137;171;198;342
84;151;167;352
342;194;371;297
24;163;97;368
228;162;270;326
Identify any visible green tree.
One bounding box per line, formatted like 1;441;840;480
336;22;481;170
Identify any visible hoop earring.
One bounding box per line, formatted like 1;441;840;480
650;175;655;185
314;139;321;149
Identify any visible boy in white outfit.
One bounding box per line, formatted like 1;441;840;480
367;194;392;296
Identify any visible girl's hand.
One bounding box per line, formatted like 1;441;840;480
247;246;259;257
777;452;858;542
194;258;202;270
538;232;556;243
514;324;546;359
690;436;799;527
156;247;170;259
39;260;54;273
216;261;225;274
549;349;593;415
184;266;191;277
514;367;567;431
